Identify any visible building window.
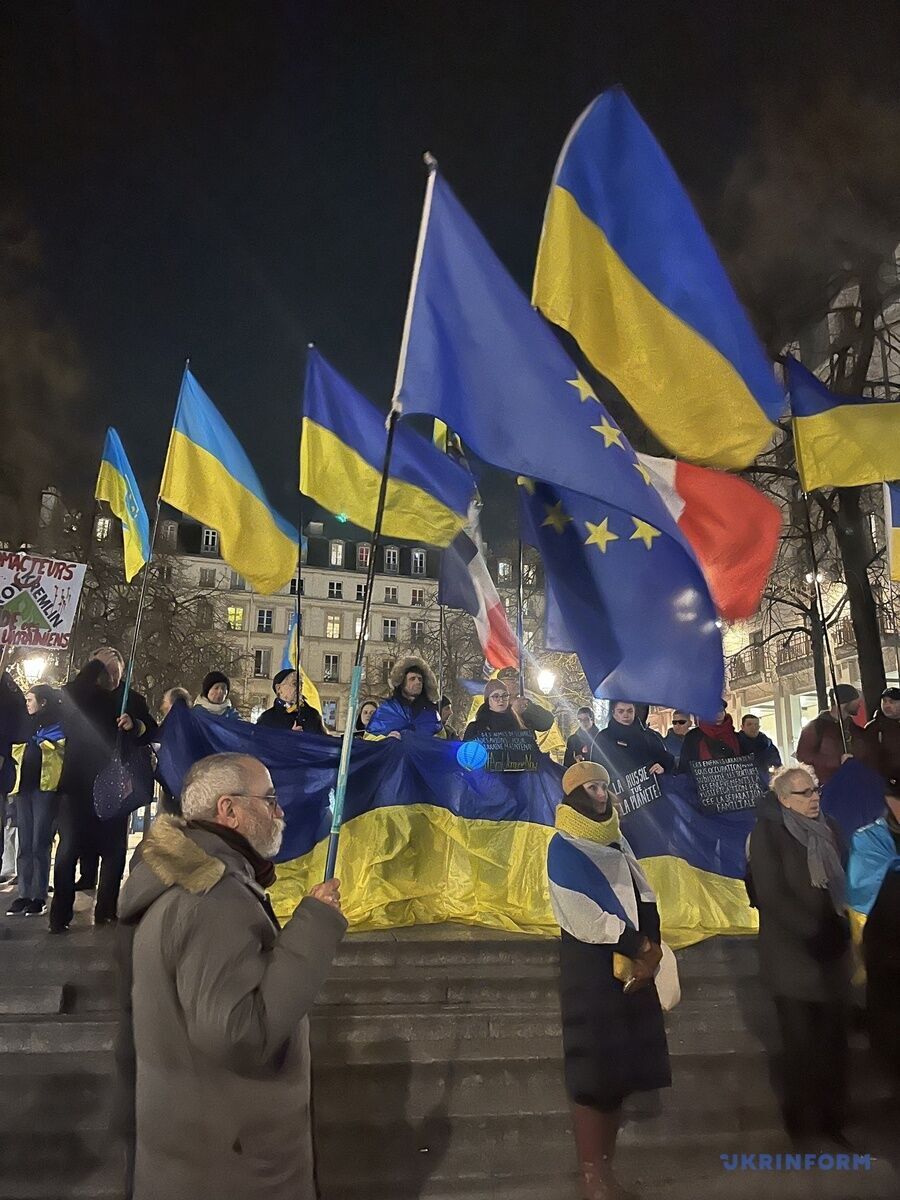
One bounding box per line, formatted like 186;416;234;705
196;599;213;629
230;570;246;590
356;583;367;602
328;581;343;600
161;520;178;547
411;549;426;576
95;516;112;541
227;605;244;631
253;648;272;678
289;577;298;595
411;588;425;607
326;615;341;640
411;620;425;642
382;658;396;685
199;567;217;588
159;564;173;584
384;546;399;573
322;700;338;730
256;609;273;633
498;559;512;582
355;616;363;639
330;540;345;567
324;653;340;683
201;527;219;555
383;619;398;642
357;543;371;570
384;586;398;604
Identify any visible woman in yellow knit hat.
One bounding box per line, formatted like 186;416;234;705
548;761;670;1200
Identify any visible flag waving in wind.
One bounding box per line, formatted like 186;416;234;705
302;349;474;546
160;369;298;593
533;88;783;469
439;511;519;671
95;428;151;581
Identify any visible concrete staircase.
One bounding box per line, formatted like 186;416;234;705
0;912;897;1200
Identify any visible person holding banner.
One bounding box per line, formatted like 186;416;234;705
796;684;872;787
596;701;674;778
678;700;739;769
748;766;851;1144
369;657;443;739
257;669;325;735
548;760;670;1200
192;671;239;720
463;680;541;742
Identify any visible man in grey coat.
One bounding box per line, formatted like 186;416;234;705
117;752;347;1199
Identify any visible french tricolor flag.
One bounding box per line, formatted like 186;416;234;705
439;529;519;670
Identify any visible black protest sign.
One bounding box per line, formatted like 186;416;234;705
481;731;540;773
690;754;762;813
608;763;662;815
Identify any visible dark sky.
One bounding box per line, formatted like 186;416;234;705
4;0;900;537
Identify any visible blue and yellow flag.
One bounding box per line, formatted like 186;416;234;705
884;483;900;581
532;88;784;469
95;428;151;582
301;349;473;546
787;355;900;492
160;369;297;593
280;611;322;713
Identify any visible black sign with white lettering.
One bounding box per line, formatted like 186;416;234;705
608;764;662;815
690;754;763;813
480;731;540;773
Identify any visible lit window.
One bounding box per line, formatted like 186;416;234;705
227;606;244;631
330;541;345;567
95;517;112;541
411;549;426;576
253;649;271;677
357;543;371;570
328;581;343;599
384;546;399;573
411;588;425;607
256;609;273;633
498;560;512;582
384;586;398;604
324;654;340;682
201;528;219;555
326;615;341;639
383;619;398;642
199;568;217;588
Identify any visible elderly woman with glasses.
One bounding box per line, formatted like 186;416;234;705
748;765;851;1145
463;681;539;742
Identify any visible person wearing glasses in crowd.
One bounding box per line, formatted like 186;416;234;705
747;765;851;1146
116;752;346;1200
463;681;544;742
663;711;693;760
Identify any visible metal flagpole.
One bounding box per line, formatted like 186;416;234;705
324;153;439;882
516;538;526;696
801;492;848;753
437;603;445;702
295;348;313;677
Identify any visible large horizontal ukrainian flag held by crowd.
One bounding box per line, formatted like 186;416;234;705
786;355;900;492
160;369;298;593
95;428;151;581
301;348;473;545
533;88;784;469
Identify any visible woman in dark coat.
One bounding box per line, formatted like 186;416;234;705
354;699;378;739
548;761;670;1199
463;681;540;742
678;700;739;770
595;700;673;778
748;766;851;1143
257;669;326;735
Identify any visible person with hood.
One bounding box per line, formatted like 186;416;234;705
193;671;238;719
6;684;64;916
848;777;900;1083
596;701;674;779
564;706;604;769
738;714;782;790
256;669;326;735
116;752;346;1200
353;699;378;739
864;685;900;784
748;766;851;1143
795;683;873;787
50;647;157;933
463;680;544;742
678;700;739;770
548;761;670;1200
368;657;442;739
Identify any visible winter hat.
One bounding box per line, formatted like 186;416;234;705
882;687;900;701
832;683;860;705
484;680;510;701
562;761;611;795
272;668;295;692
200;671;230;699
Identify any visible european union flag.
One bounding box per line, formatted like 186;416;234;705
520;479;724;717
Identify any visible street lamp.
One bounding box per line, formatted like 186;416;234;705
537;668;556;696
22;656;47;686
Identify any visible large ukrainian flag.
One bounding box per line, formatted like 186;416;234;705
95;428;151;582
533;88;784;469
160;369;298;593
301;349;474;546
787;355;900;492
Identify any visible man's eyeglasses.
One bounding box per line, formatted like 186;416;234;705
232;791;280;812
789;786;820;799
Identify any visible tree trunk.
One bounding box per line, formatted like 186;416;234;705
833;487;885;713
809;604;828;711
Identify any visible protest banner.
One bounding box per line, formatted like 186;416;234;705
690;754;762;813
480;731;540;773
0;552;87;651
609;763;663;815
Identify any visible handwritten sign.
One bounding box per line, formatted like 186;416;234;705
690;754;762;813
0;553;86;650
609;763;663;815
479;731;540;773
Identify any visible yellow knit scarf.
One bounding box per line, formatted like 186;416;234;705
555;801;622;846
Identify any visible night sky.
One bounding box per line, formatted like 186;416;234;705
4;1;900;538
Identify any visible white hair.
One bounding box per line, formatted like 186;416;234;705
180;753;256;821
771;764;818;799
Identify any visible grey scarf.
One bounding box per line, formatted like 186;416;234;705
781;807;846;914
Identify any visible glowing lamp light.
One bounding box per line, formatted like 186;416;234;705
537;669;556;696
22;656;47;686
456;740;488;772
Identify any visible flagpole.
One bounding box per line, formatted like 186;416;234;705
801;492;848;754
437;602;445;702
66;497;101;682
295;347;313;677
323;154;438;883
516;537;526;695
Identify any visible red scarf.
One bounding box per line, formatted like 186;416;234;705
696;715;740;759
